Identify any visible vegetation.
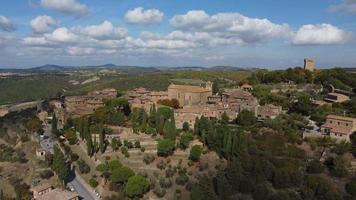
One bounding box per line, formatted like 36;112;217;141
124;175;150;198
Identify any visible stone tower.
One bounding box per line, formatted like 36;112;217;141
304;58;315;72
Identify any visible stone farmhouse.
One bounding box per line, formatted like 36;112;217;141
321;115;356;142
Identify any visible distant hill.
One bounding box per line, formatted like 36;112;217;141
29;64;68;72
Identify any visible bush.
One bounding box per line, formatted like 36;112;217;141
108;160;122;171
307;159;324;174
134;140;141;148
124;175;150;198
154;187;166;198
189;145;203;162
89;178;99;188
121;147;130;158
165;167;176;178
159;178;172;188
140;147;145;152
70;153;79;162
156;160;167;170
40;170;54;179
346;178;356;197
78;159;90;174
96;163;109;172
143;154;155;165
175;174;189;185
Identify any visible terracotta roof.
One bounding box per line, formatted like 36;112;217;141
30;183;52;192
36;189;78;200
150;91;168;96
168;84;211;93
322;124;353;135
326;115;356;122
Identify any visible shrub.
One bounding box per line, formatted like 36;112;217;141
140;147;145;152
307;159;324;174
156;160;167;170
175;174;189;185
78;159;90;174
108;160;122;171
189;145;203;161
134;140;141;148
70;153;79;162
89;178;99;188
143;154;155;165
96;163;108;172
159;178;172;188
154;187;166;198
121;147;130;158
40;170;54;179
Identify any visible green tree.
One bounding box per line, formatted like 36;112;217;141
346;178;356;197
189;145;203;161
178;132;193;150
190;177;218;200
124;175;150;198
163;120;176;140
111;138;121;151
26;117;42;134
235;110;256;127
110;166;135;184
221;112;229;125
52;145;68;185
182;122;190;132
157;139;175;156
51;114;57;134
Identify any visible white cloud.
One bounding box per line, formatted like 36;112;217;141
328;0;356;15
75;21;127;40
66;47;95;56
292;24;351;45
46;27;78;43
41;0;90;17
125;7;164;25
170;10;291;44
0;16;16;32
31;15;59;33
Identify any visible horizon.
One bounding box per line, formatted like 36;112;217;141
1;0;356;68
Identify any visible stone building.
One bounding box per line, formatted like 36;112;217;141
257;104;283;121
168;82;212;107
304;58;315;72
321;115;356;142
30;184;79;200
221;88;259;114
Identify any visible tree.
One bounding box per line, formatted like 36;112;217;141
99;125;106;153
306;159;324;174
157;139;175;156
178;132;193;150
110;167;135;184
346;178;356;197
163;120;176;140
111;138;121;151
221;112;229;125
190;177;218;200
51;114;57;134
212;79;219;94
52;145;68;185
291;95;313;116
235;110;256;127
124;175;150;198
26;117;42;134
182;122;190;132
64;129;77;145
189;145;203;161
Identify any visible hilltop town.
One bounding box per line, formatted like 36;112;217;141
1;60;356;200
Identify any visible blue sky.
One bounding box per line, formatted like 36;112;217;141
0;0;355;68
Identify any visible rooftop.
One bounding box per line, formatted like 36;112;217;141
36;189;78;200
168;84;211;93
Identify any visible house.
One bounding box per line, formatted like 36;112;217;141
168;83;212;107
30;184;79;200
241;84;253;91
324;92;350;103
257;104;283;120
321;115;356;142
30;183;53;199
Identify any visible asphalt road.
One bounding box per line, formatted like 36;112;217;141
68;174;97;200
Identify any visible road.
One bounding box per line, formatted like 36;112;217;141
68;171;98;200
41;121;99;200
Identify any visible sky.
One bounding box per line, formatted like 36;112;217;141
0;0;356;68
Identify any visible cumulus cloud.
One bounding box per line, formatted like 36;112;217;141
74;21;127;40
31;15;59;33
125;7;164;25
41;0;90;17
170;10;291;44
0;16;16;32
328;0;356;15
292;23;351;45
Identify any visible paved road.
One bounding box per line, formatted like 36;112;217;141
68;172;98;200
